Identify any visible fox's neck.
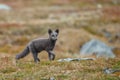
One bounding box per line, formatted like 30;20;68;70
49;38;56;46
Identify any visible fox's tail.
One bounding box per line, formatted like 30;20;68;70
16;46;30;60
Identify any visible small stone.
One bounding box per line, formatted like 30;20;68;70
50;77;55;80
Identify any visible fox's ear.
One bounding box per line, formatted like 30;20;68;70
55;29;59;34
48;29;52;34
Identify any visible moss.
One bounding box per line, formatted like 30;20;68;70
56;74;68;79
113;61;120;69
40;61;51;66
16;62;35;69
0;67;16;74
102;75;120;80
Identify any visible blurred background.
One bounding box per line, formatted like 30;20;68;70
0;0;120;79
0;0;119;55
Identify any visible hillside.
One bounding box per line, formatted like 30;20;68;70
0;0;120;80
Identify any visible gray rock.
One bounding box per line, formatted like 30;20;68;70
103;67;120;74
80;39;115;59
58;58;94;62
49;77;55;80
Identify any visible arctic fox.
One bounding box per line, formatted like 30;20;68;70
16;29;59;63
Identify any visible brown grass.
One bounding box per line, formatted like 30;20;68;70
0;0;120;79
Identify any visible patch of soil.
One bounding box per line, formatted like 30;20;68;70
0;23;23;28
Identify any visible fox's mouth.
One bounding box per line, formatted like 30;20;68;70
51;38;57;41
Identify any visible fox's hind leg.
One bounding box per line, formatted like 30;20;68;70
32;53;40;63
47;51;55;60
29;46;40;63
32;51;40;63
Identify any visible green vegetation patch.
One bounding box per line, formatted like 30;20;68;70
0;67;16;74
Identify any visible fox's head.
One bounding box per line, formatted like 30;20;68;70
48;29;59;41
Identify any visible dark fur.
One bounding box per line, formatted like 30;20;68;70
16;29;59;63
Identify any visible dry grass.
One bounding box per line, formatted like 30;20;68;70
0;54;120;80
0;0;120;80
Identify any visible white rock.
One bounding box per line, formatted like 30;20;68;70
0;4;11;10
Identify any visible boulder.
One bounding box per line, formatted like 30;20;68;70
80;39;115;59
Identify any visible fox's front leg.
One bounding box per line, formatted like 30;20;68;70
47;51;55;60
